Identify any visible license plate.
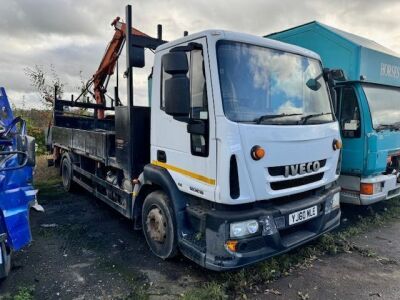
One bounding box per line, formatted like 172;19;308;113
289;205;318;225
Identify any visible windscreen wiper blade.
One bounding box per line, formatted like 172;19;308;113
300;112;332;124
376;123;400;131
255;113;302;124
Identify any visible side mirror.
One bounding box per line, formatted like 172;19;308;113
15;135;36;167
162;52;190;116
306;78;321;91
25;136;36;167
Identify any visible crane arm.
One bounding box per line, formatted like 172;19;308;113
92;17;150;119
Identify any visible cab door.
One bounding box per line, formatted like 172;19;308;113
151;37;217;201
335;84;364;174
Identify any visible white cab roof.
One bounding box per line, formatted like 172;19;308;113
156;29;321;61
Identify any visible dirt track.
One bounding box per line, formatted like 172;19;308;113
1;176;400;299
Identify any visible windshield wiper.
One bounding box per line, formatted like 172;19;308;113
255;113;302;124
376;123;400;131
300;112;332;124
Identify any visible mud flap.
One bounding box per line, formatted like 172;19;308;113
1;188;37;251
2;208;31;251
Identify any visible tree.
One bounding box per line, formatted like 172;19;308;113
24;64;64;108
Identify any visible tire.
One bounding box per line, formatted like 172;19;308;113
61;154;78;192
0;242;11;280
142;191;178;259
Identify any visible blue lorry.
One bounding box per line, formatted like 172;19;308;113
0;87;38;279
268;22;400;205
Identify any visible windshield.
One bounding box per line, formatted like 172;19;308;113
363;84;400;129
216;41;334;124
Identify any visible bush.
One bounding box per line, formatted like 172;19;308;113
13;109;51;155
27;123;47;155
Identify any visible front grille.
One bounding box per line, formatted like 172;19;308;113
270;173;323;190
268;159;327;177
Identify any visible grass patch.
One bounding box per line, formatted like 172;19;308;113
183;282;227;300
1;286;35;300
184;198;400;299
35;179;62;193
34;155;63;201
34;155;59;183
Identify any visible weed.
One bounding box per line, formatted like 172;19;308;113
183;282;226;300
2;286;36;300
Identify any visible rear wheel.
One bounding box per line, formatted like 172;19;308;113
142;191;178;259
0;241;11;280
61;154;78;192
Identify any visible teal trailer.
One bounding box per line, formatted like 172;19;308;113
267;22;400;205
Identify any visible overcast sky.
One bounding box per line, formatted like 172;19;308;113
1;0;400;109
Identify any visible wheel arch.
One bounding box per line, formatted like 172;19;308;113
132;183;161;229
136;164;188;237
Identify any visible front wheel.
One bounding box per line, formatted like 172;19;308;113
142;191;178;259
0;241;11;279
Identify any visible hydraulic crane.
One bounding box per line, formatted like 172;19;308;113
91;17;161;119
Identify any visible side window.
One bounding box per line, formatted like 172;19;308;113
190;50;208;120
160;66;172;110
189;49;209;157
338;86;361;138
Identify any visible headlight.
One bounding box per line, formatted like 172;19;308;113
373;182;382;193
325;192;340;214
332;192;340;210
230;220;259;238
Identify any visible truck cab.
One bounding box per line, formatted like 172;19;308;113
147;30;342;268
268;22;400;205
48;6;341;270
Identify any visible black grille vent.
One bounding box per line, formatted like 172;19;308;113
230;155;240;199
270;173;323;190
268;159;327;177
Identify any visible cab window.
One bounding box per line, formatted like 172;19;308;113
337;86;361;138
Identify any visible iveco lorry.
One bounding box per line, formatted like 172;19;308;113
47;6;341;270
268;22;400;205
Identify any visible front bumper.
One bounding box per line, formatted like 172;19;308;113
179;185;341;271
340;174;400;205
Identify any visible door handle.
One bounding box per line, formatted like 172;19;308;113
157;150;167;163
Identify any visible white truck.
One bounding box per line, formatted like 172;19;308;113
48;5;342;270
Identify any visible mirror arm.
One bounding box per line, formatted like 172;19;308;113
174;116;190;123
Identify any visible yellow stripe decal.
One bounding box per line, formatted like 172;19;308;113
151;160;216;185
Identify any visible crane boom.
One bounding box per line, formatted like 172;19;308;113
92;17;151;119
